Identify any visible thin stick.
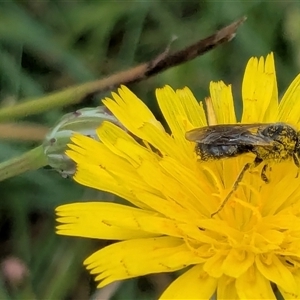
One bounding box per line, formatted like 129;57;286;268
0;17;247;122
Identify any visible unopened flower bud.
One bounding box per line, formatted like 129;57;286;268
43;106;123;178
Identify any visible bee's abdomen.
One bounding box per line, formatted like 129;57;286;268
195;144;252;161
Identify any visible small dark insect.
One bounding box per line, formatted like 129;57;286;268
185;122;300;217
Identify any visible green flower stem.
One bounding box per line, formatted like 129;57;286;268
0;79;107;122
0;145;47;181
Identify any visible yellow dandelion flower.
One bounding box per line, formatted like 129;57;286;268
56;53;300;299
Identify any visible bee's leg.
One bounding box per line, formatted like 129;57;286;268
261;164;269;183
293;153;300;178
211;157;263;218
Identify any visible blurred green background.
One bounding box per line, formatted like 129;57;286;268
0;1;299;299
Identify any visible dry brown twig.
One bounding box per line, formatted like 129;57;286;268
84;16;247;96
0;16;246;126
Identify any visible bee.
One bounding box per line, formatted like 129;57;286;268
185;122;300;217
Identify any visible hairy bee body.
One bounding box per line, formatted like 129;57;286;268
185;122;300;216
187;122;300;164
197;144;252;161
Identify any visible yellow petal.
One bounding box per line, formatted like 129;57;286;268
263;213;300;232
222;249;254;278
56;202;158;240
205;96;217;125
278;268;300;299
278;73;300;126
255;254;297;293
235;265;276;299
67;137;153;209
217;275;239;299
102;85;164;138
100;118;186;163
262;52;278;121
56;202;199;240
134;158;212;220
155;86;195;154
176;86;207;127
260;167;300;215
160;265;217;299
242;53;276;122
134;191;199;227
98;122;158;165
159;157;213;214
209;81;236;124
83;237;203;287
203;252;226;278
137;122;191;162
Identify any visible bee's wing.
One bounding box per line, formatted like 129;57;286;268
185;123;274;146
